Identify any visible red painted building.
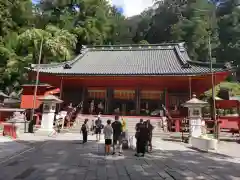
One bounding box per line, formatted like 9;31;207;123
23;43;232;116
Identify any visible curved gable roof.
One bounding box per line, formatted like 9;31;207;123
27;43;231;76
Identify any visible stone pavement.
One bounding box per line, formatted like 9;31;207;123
0;133;239;180
0;136;29;163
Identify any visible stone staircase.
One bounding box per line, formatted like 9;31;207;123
15;115;166;137
67;115;165;137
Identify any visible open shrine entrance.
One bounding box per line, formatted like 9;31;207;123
140;90;164;115
86;88;106;114
61;87;167;116
112;89;135;115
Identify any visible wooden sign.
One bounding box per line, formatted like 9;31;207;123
140;90;163;100
88;89;106;99
114;90;135;100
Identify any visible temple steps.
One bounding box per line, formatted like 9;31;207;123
67;116;165;137
16;116;164;137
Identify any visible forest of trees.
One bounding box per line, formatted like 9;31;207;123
0;0;240;96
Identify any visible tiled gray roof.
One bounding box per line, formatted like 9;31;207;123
28;43;230;76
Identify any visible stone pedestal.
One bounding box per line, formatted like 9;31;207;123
189;112;202;137
183;95;207;138
183;94;218;152
190;137;218;152
35;110;56;136
35;95;62;136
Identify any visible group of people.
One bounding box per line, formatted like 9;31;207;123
81;115;154;157
89;100;104;115
81;115;127;156
135;119;154;157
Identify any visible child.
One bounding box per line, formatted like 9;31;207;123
103;119;113;155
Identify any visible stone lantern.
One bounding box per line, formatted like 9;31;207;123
35;95;63;136
183;94;208;137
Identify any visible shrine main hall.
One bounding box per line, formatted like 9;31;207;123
22;43;232;116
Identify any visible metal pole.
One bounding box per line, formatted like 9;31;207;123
29;37;44;131
59;77;63;99
208;8;218;139
57;77;63;112
189;76;192;99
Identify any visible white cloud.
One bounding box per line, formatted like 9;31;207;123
109;0;154;17
123;0;154;17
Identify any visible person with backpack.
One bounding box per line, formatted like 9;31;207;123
95;115;102;141
111;115;123;156
81;119;89;144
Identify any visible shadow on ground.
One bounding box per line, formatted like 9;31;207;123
163;133;240;143
0;138;239;180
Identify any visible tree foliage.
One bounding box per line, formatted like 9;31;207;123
0;0;130;93
134;0;240;63
0;0;240;95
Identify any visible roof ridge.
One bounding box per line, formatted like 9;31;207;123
187;60;230;69
89;47;175;51
67;48;89;66
27;48;90;70
174;46;190;68
85;42;185;49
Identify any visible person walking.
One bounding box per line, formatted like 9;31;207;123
111;115;123;156
95;115;102;141
145;119;154;152
81;119;89;144
103;119;113;155
135;120;148;157
89;100;95;114
91;119;95;135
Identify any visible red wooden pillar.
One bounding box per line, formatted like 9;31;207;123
175;119;181;132
135;88;140;115
189;76;192;99
35;113;40;126
164;88;169;109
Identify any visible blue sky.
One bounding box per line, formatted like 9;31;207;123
32;0;153;17
32;0;39;4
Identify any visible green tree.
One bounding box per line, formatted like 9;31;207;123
18;25;77;64
217;5;240;64
37;0;128;50
134;0;221;62
0;0;33;36
0;0;33;91
171;0;216;61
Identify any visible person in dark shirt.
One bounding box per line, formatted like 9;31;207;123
135;121;149;157
145;120;154;152
111;115;123;155
135;119;144;150
81;119;89;144
135;119;143;132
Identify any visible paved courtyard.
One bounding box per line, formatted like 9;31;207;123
0;134;239;180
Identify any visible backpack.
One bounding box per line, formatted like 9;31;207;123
81;124;87;132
